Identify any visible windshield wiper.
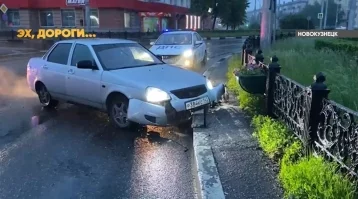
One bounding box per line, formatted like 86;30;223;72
141;63;164;66
112;63;164;70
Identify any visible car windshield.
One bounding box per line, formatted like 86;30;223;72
155;33;192;45
92;43;163;70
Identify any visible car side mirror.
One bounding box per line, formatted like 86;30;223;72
195;40;203;45
150;41;155;45
77;60;96;70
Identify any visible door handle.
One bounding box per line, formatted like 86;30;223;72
42;65;48;69
68;69;74;74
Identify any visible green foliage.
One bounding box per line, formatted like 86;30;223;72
279;14;314;29
248;22;260;29
299;0;344;28
267;38;358;111
251;115;292;159
281;141;304;166
280;157;357;199
314;39;358;54
226;56;264;115
218;0;249;29
191;0;249;29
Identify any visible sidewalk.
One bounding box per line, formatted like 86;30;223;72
194;57;283;199
194;98;283;199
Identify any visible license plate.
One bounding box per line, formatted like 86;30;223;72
185;97;210;110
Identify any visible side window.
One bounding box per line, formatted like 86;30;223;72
47;43;72;65
195;33;202;41
71;44;95;67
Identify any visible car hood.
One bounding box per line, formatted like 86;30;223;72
149;45;192;56
108;64;206;91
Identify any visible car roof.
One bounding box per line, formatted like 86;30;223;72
162;31;195;35
56;38;137;45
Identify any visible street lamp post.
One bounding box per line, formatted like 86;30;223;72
323;0;328;29
85;0;91;32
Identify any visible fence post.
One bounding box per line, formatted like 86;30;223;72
241;42;247;65
308;72;330;153
265;56;281;117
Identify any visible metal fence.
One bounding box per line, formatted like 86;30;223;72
242;35;358;177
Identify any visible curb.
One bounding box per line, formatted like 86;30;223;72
193;130;225;199
205;36;242;40
0;51;45;60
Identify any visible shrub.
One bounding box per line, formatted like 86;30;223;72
251;115;292;159
280;156;357;199
227;55;264;115
315;39;358;54
279;14;314;29
281;141;304;166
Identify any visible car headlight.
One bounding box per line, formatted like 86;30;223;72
206;79;213;90
146;87;171;103
183;49;193;57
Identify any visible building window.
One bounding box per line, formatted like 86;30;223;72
40;10;54;27
124;12;130;28
7;9;20;26
83;9;100;27
61;9;75;27
90;9;99;27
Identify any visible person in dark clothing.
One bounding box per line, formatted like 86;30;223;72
255;49;264;65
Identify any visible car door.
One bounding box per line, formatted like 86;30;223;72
66;43;103;109
41;43;72;99
194;33;205;62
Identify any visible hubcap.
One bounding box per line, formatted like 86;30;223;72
112;103;129;127
38;87;50;105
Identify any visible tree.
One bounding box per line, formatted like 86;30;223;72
279;14;314;29
190;0;249;30
218;0;249;29
299;0;345;28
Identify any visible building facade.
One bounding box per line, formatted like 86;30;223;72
0;0;202;32
309;0;357;27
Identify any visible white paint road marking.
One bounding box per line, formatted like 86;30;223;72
192;54;233;199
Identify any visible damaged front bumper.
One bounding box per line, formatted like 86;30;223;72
127;83;225;126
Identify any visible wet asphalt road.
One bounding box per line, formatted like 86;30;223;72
0;39;243;199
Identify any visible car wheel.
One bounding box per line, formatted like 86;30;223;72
108;96;133;129
201;51;207;66
177;118;193;134
36;83;58;108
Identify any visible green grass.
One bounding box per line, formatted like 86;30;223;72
280;156;357;199
266;38;358;111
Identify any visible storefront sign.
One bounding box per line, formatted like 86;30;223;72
139;12;171;17
66;0;86;6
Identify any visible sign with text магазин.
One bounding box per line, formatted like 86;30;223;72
66;0;85;6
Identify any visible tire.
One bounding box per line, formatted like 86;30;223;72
177;118;193;134
36;83;58;108
201;51;207;66
108;96;133;129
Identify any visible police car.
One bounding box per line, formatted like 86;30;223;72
149;31;207;68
